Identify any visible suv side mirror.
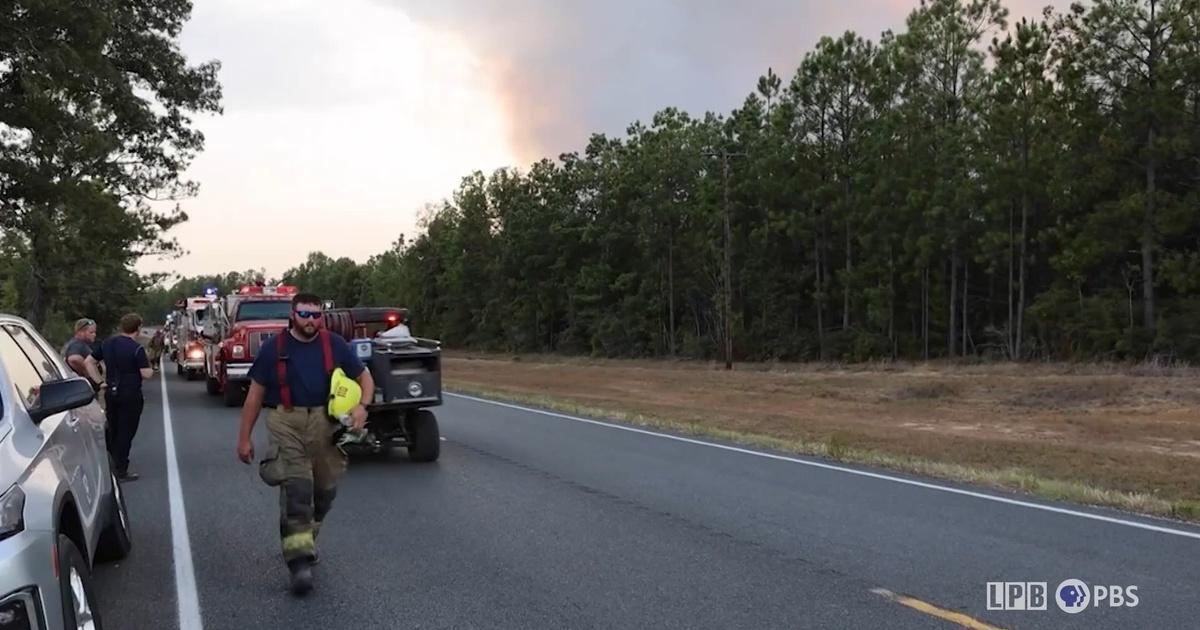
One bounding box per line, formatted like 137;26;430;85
29;378;96;424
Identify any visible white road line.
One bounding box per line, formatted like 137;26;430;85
160;363;204;630
446;392;1200;541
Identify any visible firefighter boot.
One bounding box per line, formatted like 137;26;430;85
288;558;313;595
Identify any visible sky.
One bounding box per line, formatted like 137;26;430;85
138;0;1063;283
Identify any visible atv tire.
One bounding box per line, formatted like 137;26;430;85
405;410;440;462
223;383;245;407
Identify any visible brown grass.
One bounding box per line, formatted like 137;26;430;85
443;352;1200;522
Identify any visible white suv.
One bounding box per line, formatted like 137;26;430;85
0;314;132;629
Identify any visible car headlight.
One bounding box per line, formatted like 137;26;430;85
407;381;423;398
0;589;36;629
0;485;25;541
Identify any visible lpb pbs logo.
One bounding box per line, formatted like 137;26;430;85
988;579;1139;613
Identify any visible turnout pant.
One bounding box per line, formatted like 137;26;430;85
104;392;144;474
259;407;347;565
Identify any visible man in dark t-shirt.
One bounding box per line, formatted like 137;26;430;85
236;292;373;595
87;313;154;480
245;322;365;408
62;318;97;383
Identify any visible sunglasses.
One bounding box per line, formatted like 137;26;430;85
293;310;323;320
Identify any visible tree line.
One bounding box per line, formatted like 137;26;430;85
355;0;1200;363
166;0;1200;363
0;0;221;343
26;0;1200;364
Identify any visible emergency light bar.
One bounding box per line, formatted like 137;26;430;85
238;285;299;296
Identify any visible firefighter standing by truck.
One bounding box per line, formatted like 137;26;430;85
236;292;374;595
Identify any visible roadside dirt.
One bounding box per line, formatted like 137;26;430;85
443;353;1200;504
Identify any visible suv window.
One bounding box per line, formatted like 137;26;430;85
4;325;62;382
0;327;46;408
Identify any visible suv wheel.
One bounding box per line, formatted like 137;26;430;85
96;465;132;562
58;534;104;630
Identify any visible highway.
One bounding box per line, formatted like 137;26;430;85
91;369;1200;630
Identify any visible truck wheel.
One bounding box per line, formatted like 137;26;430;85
405;410;440;462
205;376;220;396
223;383;245;407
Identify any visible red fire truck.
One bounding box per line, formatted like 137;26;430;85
199;284;299;406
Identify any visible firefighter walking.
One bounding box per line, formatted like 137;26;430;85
236;292;374;595
148;328;165;371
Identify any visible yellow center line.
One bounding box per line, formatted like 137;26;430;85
872;588;1010;630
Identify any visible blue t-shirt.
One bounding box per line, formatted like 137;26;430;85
248;330;365;408
92;335;150;398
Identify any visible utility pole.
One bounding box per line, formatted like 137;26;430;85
703;149;745;370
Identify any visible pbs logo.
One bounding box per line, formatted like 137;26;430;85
1056;579;1139;614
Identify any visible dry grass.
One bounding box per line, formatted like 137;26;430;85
443;352;1200;523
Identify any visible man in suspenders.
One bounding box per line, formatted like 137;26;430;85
236;292;375;595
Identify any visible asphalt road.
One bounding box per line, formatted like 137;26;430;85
90;369;1200;630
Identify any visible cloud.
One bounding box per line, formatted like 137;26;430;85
136;0;516;280
139;0;1066;280
387;0;1067;162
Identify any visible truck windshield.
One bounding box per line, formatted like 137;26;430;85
236;301;292;321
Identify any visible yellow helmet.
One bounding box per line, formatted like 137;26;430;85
327;367;361;419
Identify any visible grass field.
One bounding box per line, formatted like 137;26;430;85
442;353;1200;523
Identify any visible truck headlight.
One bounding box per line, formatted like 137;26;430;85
0;485;25;541
354;341;372;360
231;344;245;359
407;381;423;398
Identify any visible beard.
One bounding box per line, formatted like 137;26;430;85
292;318;319;340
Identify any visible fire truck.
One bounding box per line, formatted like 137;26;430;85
171;295;215;380
200;284;298;406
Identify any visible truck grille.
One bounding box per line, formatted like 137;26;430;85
247;331;269;357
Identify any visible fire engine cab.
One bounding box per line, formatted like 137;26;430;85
200;284;299;406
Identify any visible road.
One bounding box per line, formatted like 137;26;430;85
91;368;1200;630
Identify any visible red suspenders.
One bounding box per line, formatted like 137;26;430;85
276;329;333;410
